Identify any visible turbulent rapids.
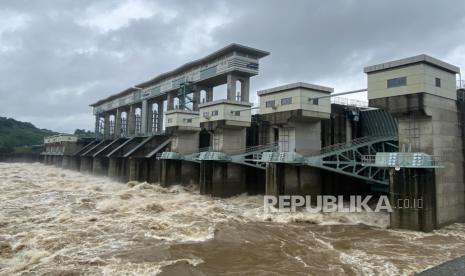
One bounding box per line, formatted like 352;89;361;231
1;162;465;275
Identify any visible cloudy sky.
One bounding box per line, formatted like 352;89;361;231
1;0;465;133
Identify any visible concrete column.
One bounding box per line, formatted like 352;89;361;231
94;115;100;139
226;73;237;101
240;77;250;102
157;101;164;133
141;99;148;134
160;159;182;186
265;163;321;199
108;158;120;180
206;87;213;102
121;108;129;136
147;101;154;134
115;108;122;138
171;132;199;154
345;117;352;142
193;89;200;111
128;158;139;181
92;157;108;176
148;159;160;183
80;157;93;173
389;168;436;232
128;105;135;135
103;113;110;139
371;93;465;231
167;93;174;111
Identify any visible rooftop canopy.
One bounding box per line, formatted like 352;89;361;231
364;54;460;74
90;43;270;107
257;82;333;96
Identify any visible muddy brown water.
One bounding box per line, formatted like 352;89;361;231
0;162;464;275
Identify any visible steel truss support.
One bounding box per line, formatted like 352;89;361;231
305;136;399;185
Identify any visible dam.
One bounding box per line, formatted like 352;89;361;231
42;44;465;232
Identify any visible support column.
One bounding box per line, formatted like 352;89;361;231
240;77;250;102
389;168;436;232
103;113;110;139
226;73;237;101
115;108;122;138
160;159;182;186
193;89;200;111
128;105;135;136
94;114;101;139
141;99;148;135
206;87;213;102
157;101;164;133
147;101;154;134
371;93;465;231
167;93;174;111
266;163;321;198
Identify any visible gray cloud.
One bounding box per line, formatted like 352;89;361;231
1;0;465;132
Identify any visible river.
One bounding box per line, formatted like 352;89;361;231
0;162;464;275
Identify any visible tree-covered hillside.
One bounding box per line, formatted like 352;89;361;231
0;117;57;154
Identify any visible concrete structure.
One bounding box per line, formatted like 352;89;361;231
365;54;459;100
42;45;465;232
257;83;332;198
42;134;92;169
366;54;464;231
161;110;201;186
198;99;254;197
88;44;268;188
90;43;269;138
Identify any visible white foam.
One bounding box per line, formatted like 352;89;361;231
1;162;464;275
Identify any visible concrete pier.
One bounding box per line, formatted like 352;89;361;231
366;54;465;231
62;155;80;170
198;101;252;197
92;138;128;176
108;157;128;182
371;93;465;230
266;164;321;198
80;157;93;173
389;168;437;232
106;137;146;181
200;161;246;197
160;159;182;186
258;83;332;198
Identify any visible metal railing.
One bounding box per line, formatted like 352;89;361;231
361;153;443;168
320;136;393;154
229;142;279;155
196;142;278;155
331;96;368;108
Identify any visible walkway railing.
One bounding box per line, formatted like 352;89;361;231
197;142;278;155
361;153;443;168
331;96;368;108
320;136;397;154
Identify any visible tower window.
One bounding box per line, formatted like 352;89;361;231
387;77;407;88
435;77;441;87
265;100;275;108
281;97;292;105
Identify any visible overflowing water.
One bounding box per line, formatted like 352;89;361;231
0;162;464;275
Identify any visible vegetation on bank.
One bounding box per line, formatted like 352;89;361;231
0;117;56;154
0;117;95;155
